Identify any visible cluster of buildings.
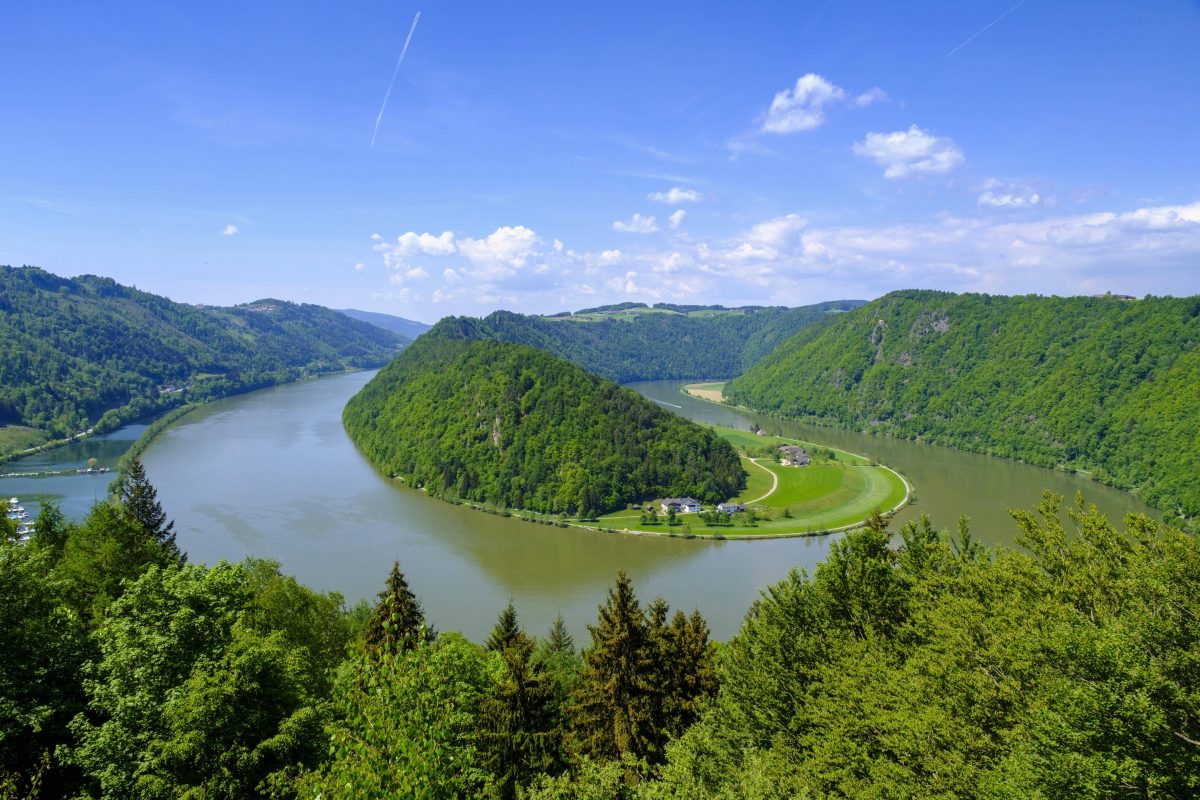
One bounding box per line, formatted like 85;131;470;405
654;497;746;515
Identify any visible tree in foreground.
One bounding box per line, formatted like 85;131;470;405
479;604;563;799
363;560;428;655
117;458;184;562
297;633;492;799
569;572;663;769
67;562;330;799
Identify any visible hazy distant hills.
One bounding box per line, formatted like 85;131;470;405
725;289;1200;528
337;309;431;341
0;265;405;448
343;336;745;515
419;300;865;383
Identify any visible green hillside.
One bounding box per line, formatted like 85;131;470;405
0;265;405;448
343;338;745;516
421;300;862;383
725;290;1200;527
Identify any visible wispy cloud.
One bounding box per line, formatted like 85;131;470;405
977;178;1044;209
855;87;889;107
668;210;687;229
612;213;660;234
648;187;703;204
221;224;239;236
853;125;964;179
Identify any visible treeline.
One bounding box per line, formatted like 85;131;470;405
422;300;863;383
725;290;1200;529
4;470;1197;798
0;266;405;447
343;339;745;515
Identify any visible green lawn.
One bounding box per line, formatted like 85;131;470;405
0;425;50;456
590;426;910;539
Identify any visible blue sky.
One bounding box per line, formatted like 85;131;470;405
2;1;1198;321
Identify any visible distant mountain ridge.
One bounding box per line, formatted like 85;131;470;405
343;337;745;516
420;300;864;383
0;265;405;449
337;309;431;341
724;289;1200;528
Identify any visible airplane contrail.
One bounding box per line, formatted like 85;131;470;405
946;0;1028;57
371;10;422;148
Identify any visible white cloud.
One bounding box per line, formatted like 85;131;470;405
607;270;647;296
762;74;846;134
365;201;1200;317
648;187;702;204
853;125;965;179
746;214;807;248
354;262;366;271
855;87;889;107
221;224;239;236
458;225;539;268
978;178;1042;209
669;209;687;229
612;213;660;234
655;251;692;273
395;230;457;256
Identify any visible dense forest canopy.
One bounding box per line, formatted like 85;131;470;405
419;299;863;383
4;479;1197;798
725;290;1200;529
343;338;746;516
0;266;406;448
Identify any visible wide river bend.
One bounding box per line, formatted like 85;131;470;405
5;371;1155;641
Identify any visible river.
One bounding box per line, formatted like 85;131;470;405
5;371;1156;641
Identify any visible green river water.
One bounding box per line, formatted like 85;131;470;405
7;370;1156;641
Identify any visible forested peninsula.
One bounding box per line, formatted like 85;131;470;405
421;299;863;383
0;266;406;454
343;338;745;516
724;290;1200;528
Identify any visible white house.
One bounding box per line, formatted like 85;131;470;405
661;497;702;514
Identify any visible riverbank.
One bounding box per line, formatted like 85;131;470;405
412;422;911;541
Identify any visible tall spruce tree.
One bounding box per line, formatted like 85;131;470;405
117;459;184;562
487;602;524;652
655;609;717;737
364;561;428;655
569;571;663;765
544;615;575;658
479;605;562;798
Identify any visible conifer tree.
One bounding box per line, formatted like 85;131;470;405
569;571;662;765
364;561;427;655
118;459;184;562
479;604;562;798
544;615;575;658
656;609;717;737
487;602;524;652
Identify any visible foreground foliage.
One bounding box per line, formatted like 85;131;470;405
1;477;1197;798
725;289;1200;528
344;339;745;515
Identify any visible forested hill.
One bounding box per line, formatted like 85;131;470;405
0;265;405;446
343;337;745;515
420;300;863;382
724;289;1200;527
